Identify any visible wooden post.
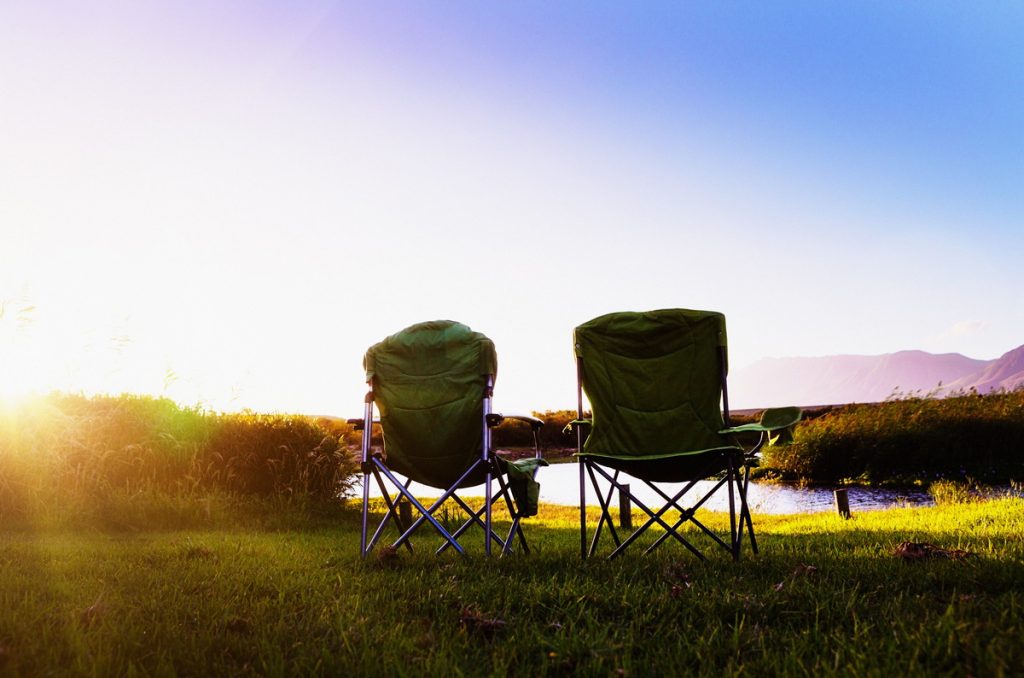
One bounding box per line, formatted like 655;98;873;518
834;489;851;519
619;484;633;530
397;499;413;531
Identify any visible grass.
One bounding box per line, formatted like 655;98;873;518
1;498;1022;676
2;392;1023;674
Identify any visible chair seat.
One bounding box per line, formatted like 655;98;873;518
579;448;740;483
386;452;491;490
389;454;543;490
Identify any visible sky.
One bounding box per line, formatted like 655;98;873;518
2;1;1022;413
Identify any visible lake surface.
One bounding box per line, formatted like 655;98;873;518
537;462;935;514
363;461;937;515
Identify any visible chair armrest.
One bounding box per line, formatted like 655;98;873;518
759;406;802;430
721;406;802;455
719;406;802;435
562;418;592;434
718;423;769;435
501;414;545;430
487;413;545;430
506;457;549;474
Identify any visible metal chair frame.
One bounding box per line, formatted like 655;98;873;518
577;346;765;561
355;376;543;558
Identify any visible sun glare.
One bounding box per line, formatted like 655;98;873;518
0;301;42;405
0;296;266;415
0;298;150;410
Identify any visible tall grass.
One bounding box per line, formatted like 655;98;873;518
0;393;358;529
762;389;1024;485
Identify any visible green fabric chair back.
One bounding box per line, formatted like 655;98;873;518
364;320;497;489
574;309;740;478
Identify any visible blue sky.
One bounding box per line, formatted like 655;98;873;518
2;1;1022;412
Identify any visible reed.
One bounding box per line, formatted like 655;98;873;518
0;393;358;529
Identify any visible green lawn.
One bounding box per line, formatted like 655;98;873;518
1;499;1022;676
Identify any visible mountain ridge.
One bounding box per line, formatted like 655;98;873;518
943;345;1024;395
729;344;1024;409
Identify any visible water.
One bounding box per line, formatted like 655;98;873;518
538;463;934;514
363;461;936;514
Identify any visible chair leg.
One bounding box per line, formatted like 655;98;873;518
585;465;622;557
590;464;738;560
585;463;706;560
607;481;704;561
611;508;703;560
361;469;370;559
505;518;528;556
437;475;520;557
373;462;466;555
644;476;715;548
484;469;493;556
370;471;414;553
645;474;726;556
579;457;588;560
368;458;535;558
493;471;528;555
740;464;758;554
440;493;507;553
727;455;739;561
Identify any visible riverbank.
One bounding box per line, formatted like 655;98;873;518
2;498;1022;675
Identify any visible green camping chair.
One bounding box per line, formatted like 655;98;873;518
572;309;800;560
352;320;546;558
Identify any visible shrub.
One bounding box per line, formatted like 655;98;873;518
0;394;358;528
206;413;356;500
761;389;1024;484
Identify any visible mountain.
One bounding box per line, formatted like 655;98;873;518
728;349;996;409
944;345;1024;394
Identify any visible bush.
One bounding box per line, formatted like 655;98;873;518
0;394;359;528
761;389;1024;485
206;414;356;500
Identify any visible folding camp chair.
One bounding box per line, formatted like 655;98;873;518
353;320;546;558
572;309;800;560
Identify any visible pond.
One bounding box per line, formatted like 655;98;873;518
362;460;937;515
535;462;935;514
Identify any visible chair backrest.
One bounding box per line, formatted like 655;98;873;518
364;320;497;488
574;309;733;459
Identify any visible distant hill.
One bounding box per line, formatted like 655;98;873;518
944;345;1024;395
728;346;1024;409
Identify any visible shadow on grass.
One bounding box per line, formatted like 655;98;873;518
1;501;1022;676
344;514;1024;676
